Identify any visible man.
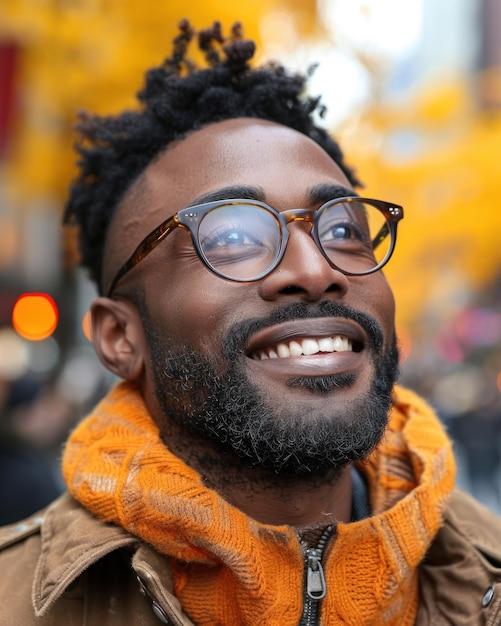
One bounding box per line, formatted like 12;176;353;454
0;19;500;626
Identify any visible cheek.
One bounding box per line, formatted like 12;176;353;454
374;277;396;344
157;228;256;328
144;270;247;349
353;274;396;340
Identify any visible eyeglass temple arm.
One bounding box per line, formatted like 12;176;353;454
371;204;403;249
371;222;390;250
106;216;178;297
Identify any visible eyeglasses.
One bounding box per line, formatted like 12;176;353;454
106;196;404;296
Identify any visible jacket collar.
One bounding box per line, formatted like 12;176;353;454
33;493;137;616
29;490;501;623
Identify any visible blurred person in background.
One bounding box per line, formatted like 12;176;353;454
0;377;63;525
0;19;500;625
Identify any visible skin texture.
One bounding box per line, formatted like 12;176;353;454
91;118;398;528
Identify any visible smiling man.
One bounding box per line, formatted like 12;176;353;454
1;19;501;626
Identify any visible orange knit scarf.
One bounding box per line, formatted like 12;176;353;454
63;382;455;626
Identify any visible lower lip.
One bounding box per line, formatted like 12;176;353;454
247;350;364;378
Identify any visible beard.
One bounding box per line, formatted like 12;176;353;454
142;301;400;481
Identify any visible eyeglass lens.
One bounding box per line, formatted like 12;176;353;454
195;201;391;280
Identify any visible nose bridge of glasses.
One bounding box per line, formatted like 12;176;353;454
281;207;316;232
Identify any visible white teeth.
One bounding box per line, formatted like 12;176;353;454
289;340;303;356
301;338;320;355
318;337;334;352
277;344;291;358
333;336;351;352
253;335;354;360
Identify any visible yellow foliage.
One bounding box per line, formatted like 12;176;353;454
0;0;319;205
341;80;501;329
2;1;500;336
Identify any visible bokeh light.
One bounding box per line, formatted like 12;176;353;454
0;326;30;380
56;347;105;405
82;310;92;342
12;292;58;341
27;336;60;374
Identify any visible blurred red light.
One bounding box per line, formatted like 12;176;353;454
12;292;58;341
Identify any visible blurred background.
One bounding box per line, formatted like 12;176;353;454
0;0;500;520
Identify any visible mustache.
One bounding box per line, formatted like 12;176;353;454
221;301;385;361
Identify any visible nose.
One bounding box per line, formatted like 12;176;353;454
257;223;350;302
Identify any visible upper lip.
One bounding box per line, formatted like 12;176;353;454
245;318;368;357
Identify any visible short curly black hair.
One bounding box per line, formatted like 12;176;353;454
64;20;360;293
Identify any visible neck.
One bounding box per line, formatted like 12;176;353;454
160;425;353;528
206;465;353;528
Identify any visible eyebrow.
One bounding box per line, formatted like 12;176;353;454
187;182;357;209
307;183;358;204
188;185;265;206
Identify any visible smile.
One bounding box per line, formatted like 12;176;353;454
251;335;354;360
244;318;370;380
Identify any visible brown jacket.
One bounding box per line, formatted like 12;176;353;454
0;488;500;625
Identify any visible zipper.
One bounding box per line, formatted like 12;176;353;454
298;525;335;626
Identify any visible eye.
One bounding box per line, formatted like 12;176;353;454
223;231;244;245
322;222;365;242
197;204;281;271
203;226;261;250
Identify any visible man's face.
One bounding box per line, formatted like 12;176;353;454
105;118;399;478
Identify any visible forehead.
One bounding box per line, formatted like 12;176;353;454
103;118;353;283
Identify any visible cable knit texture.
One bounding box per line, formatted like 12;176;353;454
62;382;455;625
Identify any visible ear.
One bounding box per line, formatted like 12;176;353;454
90;297;146;381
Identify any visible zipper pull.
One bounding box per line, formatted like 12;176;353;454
306;548;327;600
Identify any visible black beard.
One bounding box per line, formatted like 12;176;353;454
143;301;400;481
